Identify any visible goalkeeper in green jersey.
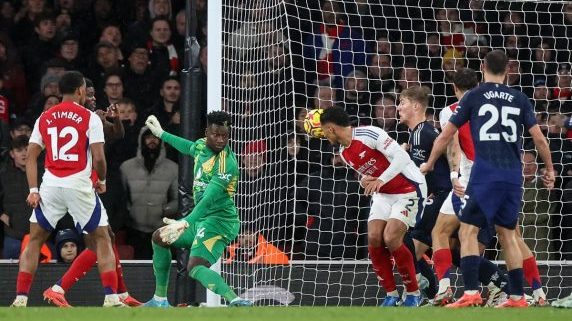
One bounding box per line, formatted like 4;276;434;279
142;111;253;307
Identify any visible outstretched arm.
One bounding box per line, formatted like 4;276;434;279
146;115;196;156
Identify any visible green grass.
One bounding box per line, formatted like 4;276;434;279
0;307;572;321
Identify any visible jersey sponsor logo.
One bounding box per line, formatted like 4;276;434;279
356;158;377;175
218;173;232;181
382;137;393;150
412;148;426;160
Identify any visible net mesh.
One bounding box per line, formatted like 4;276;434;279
220;0;572;305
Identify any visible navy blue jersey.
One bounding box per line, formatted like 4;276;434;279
449;82;537;186
408;121;452;194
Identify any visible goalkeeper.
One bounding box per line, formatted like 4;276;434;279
142;111;253;307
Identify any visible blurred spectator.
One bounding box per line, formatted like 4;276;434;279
302;0;366;89
146;76;180;129
98;70;124;109
149;0;172;19
87;41;121;92
545;114;572;186
367;52;394;93
0;73;11;123
225;227;289;264
148;17;179;81
11;0;48;48
22;13;58;93
532;77;552;112
120;126;178;259
531;39;558;78
432;48;464;108
372;94;408;143
27;73;60;118
553;63;572;113
99;24;125;62
0;37;27;112
123;42;155;111
0;1;15;31
41;94;61;113
507;57;533;98
57;31;83;71
9;117;33;140
435;8;465;51
0;135;34;259
393;61;422;95
294;148;368;259
340;69;370;122
520;149;555;260
54;228;83;263
310;85;337;110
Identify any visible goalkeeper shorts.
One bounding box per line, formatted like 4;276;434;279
172;218;240;265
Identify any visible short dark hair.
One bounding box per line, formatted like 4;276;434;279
453;67;478;91
85;78;94;88
116;97;135;106
162;75;180;87
59;71;85;95
320;106;351;127
103;69;123;85
207;111;232;128
34;12;55;27
400;86;431;108
150;16;172;32
11;135;29;150
484;50;508;75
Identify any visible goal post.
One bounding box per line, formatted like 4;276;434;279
209;0;572;306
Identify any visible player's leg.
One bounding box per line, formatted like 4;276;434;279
368;194;399;305
516;228;547;305
384;190;423;307
494;185;528;308
431;211;459;305
186;219;252;306
14;186;66;307
69;189;120;307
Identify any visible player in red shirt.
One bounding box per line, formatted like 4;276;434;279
320;106;427;307
11;71;121;307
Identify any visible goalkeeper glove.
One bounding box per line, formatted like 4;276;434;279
159;218;189;245
145;115;164;138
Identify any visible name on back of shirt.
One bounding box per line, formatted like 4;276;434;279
483;90;514;102
46;111;84;125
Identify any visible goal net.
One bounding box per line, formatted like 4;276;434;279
218;0;572;305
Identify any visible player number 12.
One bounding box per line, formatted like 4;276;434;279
47;126;79;161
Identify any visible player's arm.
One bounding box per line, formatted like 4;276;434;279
91;142;107;184
529;125;555;189
25;143;43;208
421;122;458;174
145;115;196;156
370;128;412;188
89;113;107;192
100;104;124;142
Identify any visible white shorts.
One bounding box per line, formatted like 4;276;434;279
439;191;465;216
369;187;426;228
30;185;108;233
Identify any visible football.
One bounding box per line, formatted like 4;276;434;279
304;109;324;138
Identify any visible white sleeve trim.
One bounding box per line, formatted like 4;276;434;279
88;112;105;144
29;118;44;148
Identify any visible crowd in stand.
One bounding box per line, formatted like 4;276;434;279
0;0;570;261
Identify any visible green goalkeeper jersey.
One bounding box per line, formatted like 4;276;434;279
160;132;239;223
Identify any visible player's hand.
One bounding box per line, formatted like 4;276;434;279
95;109;106;122
27;192;41;208
159;218;189;245
419;162;433;175
363;179;385;196
452;178;466;197
359;175;377;188
541;168;555;190
145;115;164;138
95;181;106;194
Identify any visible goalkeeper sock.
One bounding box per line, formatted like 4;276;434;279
391;244;419;292
479;258;509;293
112;244;127;293
190;265;238;302
460;255;481;291
57;248;97;292
16;271;33;296
522;256;542;290
152;241;172;298
368;245;397;292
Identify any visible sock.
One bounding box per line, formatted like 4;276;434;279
190;265;238;302
100;270;118;295
460;255;481;291
153;294;167;301
390;244;419;292
522;256;542;291
57;248;97;292
368;245;397;292
16;271;34;296
479;258;509;293
507;268;524;297
417;258;437;298
152;241;172;297
433;249;453;280
112;244;127;293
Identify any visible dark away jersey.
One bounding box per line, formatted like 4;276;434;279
449;82;537;185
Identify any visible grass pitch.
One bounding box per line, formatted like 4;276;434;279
0;307;571;321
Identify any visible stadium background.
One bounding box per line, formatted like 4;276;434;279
0;0;571;306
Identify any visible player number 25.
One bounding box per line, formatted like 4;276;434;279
478;104;521;142
47;126;79;162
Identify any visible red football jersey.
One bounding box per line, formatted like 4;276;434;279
340;126;425;194
449;102;475;161
30;101;104;190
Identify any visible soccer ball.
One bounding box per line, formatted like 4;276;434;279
304;109;324;138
